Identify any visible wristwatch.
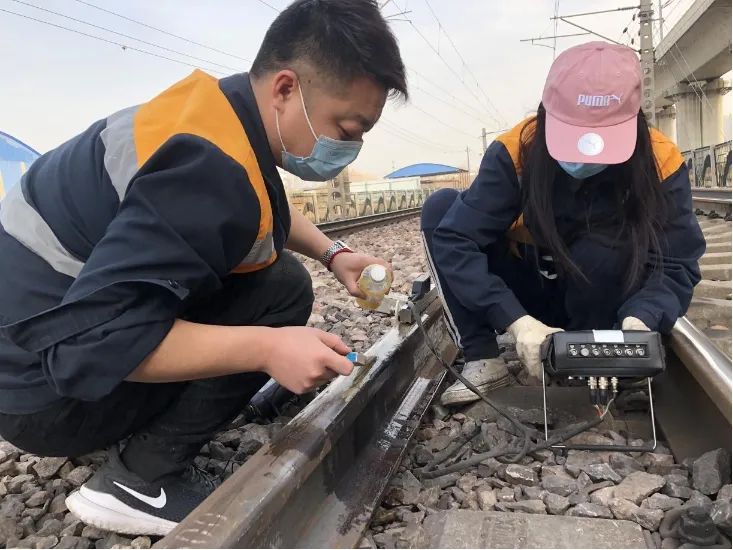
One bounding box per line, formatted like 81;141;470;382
320;240;353;271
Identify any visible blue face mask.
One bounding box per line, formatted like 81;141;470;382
276;82;363;182
558;161;608;179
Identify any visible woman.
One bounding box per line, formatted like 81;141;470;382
422;41;705;406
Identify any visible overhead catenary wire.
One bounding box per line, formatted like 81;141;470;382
381;127;462;154
71;0;251;62
7;0;475;165
421;0;507;127
411;81;494;127
390;0;503;129
248;0;495;134
381;120;464;153
408;67;494;125
408;103;477;139
10;0;245;73
243;0;476;155
667;44;726;143
254;0;282;13
659;46;696;149
0;7;228;75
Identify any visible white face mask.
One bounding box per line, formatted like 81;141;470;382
276;81;362;182
558;161;608;179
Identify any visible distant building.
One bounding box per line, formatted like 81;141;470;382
0;131;40;199
384;163;470;191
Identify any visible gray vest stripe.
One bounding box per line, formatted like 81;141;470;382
0;181;84;278
242;232;274;264
100;106;140;202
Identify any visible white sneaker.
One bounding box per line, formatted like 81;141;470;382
440;358;510;406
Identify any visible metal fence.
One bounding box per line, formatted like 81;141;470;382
682;140;732;188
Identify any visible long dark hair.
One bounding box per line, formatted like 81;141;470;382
518;103;670;292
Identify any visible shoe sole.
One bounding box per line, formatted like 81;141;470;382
440;376;511;406
66;486;178;536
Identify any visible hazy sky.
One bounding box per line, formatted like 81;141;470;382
0;0;719;180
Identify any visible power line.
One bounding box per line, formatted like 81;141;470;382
11;0;245;73
381;119;457;149
71;0;251;62
255;0;282;13
668;44;727;143
382;120;460;149
408;67;492;123
381;120;464;152
553;0;560;58
249;0;495;134
407;21;503;128
411;81;493;125
617;12;638;46
390;1;502;128
0;7;228;75
422;0;507;127
408;103;476;139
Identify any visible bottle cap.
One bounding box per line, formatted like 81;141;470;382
370;265;387;282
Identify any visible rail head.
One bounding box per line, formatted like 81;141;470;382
315;207;422;234
156;297;452;548
669;317;732;422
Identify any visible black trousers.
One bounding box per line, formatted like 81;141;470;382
421;188;631;361
0;252;313;481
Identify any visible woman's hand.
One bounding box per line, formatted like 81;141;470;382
622;317;650;331
508;315;563;380
330;252;392;298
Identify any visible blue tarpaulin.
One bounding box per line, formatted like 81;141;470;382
0;131;40;198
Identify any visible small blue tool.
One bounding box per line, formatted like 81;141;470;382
346;351;376;367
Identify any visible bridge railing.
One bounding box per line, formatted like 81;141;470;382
682;141;732;189
288;184;467;224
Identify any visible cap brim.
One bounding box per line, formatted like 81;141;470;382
546;112;637;164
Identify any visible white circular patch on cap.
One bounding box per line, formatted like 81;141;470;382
577;133;605;156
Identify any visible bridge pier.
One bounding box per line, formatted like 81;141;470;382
656;105;677;143
667;78;731;151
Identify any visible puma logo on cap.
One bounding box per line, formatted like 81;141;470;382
577;94;622;107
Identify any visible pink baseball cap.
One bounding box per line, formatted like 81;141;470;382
542;41;641;164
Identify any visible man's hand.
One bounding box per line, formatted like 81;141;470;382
261;327;354;394
330;252;392;298
508;315;563;380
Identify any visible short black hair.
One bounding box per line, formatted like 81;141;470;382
251;0;408;99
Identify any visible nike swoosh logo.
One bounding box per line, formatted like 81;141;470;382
113;481;167;509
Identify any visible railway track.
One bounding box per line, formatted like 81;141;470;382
692;188;732;218
689;213;732;358
158;279;731;547
154;207;731;549
316;207;423;237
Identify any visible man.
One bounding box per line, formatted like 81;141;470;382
0;0;407;536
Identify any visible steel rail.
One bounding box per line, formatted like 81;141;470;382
315;207;422;236
669;317;732;421
155;310;732;547
691;188;733;202
157;297;454;548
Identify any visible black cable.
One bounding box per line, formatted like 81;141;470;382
408;302;611;475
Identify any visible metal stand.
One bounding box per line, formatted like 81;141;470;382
541;369;658;452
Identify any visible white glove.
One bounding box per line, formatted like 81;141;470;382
622;317;650;331
507;315;563;380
